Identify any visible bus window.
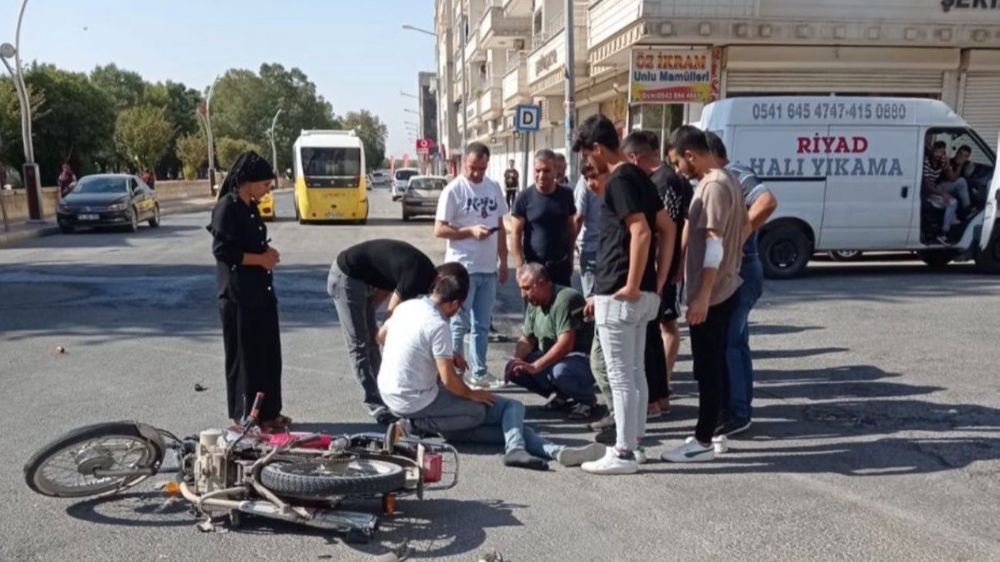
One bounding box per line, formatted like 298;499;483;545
301;147;362;187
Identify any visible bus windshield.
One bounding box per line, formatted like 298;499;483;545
302;147;361;177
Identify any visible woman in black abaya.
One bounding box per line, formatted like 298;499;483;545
208;151;290;430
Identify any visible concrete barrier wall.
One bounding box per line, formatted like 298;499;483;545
0;180;212;222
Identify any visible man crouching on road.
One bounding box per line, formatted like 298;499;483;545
377;263;605;471
504;263;598;420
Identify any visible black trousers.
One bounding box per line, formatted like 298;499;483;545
220;300;283;421
505;189;517;210
689;292;738;443
644;321;669;403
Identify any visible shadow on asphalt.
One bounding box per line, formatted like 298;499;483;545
641;361;1000;476
66;490;523;560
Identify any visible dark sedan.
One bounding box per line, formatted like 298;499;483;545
56;174;160;233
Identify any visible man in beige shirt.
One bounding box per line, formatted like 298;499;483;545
661;126;749;463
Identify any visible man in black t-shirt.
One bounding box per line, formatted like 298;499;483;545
623;131;687;416
327;239;440;424
572;114;676;475
510;149;577;286
504;160;520;210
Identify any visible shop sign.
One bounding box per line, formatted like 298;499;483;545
629;48;721;104
941;0;1000;13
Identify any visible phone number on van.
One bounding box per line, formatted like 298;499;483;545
750;102;909;122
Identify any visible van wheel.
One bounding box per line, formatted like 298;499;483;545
918;249;956;269
974;233;1000;273
828;250;862;262
759;224;811;279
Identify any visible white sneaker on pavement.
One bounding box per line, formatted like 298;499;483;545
581;447;638;475
555;443;606;467
661;438;715;463
635;446;648;465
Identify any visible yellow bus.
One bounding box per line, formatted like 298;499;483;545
292;130;368;224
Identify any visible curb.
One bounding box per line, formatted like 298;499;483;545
0;200;217;248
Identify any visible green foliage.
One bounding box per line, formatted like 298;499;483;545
90;64;147;110
114;104;175;171
176;133;208;180
342;110;388;173
23;64;116;185
212;64;339;171
216;137;263;171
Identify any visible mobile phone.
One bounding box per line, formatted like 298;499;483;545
487;226;500;234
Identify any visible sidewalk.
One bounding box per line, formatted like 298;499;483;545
0;195;218;247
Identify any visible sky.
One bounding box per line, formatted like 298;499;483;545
5;0;436;158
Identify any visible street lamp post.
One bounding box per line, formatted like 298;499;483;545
268;107;283;182
204;77;219;195
1;0;43;221
564;0;577;182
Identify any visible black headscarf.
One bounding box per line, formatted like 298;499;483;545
217;150;276;199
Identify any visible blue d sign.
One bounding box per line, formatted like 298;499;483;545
515;104;541;132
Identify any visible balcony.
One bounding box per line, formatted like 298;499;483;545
478;87;503;120
479;5;531;50
502;0;532;18
527;24;589;94
502;55;529;108
464;27;486;62
465;98;480;127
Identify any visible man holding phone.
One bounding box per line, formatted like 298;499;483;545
435;142;509;389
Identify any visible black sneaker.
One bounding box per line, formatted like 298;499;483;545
715;419;752;437
589;414;615;431
544;395;572;411
567;403;598;421
594;426;616;445
374;409;399;426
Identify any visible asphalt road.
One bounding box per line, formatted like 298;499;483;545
2;188;1000;561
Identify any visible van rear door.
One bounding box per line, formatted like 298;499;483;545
980;136;1000;253
820;127;919;249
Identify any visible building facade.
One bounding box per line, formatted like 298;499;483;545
435;0;1000;180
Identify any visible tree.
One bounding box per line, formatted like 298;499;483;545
176;133;207;180
212;64;339;170
216;137;262;171
90;64;147;110
21;64;116;185
146;80;202;177
342;110;387;172
0;76;45;172
114;104;175;172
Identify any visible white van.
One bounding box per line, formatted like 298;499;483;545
697;96;1000;278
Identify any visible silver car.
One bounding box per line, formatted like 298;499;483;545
401;175;447;221
391;168;420;201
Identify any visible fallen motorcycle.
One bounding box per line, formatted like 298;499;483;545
23;393;458;542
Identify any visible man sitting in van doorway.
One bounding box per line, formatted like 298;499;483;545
923;141;964;244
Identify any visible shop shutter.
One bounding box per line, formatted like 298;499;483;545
725;70;944;96
961;74;1000;145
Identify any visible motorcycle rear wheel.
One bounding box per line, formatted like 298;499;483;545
24;422;164;498
261;457;406;499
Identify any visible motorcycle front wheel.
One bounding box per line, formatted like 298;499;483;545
24;422;165;498
261;457;406;499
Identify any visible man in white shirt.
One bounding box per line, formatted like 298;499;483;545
434;142;509;388
378;263;605;471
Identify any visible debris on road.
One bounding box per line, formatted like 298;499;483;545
194;383;208;392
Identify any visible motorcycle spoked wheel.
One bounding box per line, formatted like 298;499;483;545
24;422;164;498
260;456;407;499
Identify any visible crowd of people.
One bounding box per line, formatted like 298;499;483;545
208;113;779;475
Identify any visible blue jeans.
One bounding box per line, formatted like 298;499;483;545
578;251;597;298
506;351;596;404
433;395;561;459
451;272;497;379
725;256;764;423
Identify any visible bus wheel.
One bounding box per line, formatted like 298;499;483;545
759;224;812;279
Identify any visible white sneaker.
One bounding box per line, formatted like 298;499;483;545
555;443;606;467
661;438;715;463
581;447;638;475
467;374;504;390
711;435;729;454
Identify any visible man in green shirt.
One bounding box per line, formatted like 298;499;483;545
505;263;597;418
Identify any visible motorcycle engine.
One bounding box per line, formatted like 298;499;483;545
193;429;236;494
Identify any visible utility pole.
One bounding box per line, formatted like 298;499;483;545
458;3;468;151
564;0;577;183
268;107;283;183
